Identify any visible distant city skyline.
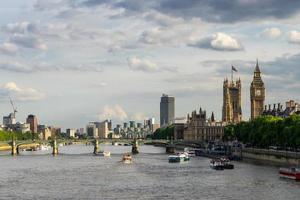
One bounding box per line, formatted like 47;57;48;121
1;1;300;129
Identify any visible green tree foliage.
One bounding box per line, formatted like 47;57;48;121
0;130;37;141
224;115;300;149
152;125;174;140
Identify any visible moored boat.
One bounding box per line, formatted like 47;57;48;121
210;159;224;170
122;154;132;164
98;151;111;157
112;141;119;146
279;167;300;180
39;144;50;151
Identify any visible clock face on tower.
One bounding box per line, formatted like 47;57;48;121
255;89;261;96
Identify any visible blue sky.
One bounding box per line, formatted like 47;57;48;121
0;0;300;130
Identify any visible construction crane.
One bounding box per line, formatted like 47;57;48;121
9;97;18;118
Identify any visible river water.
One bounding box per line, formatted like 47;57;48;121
0;144;299;200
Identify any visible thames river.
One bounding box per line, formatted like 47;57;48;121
0;144;299;200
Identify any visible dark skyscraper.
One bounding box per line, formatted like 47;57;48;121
160;94;175;127
26;114;38;133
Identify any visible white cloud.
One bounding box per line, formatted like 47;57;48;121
288;30;300;44
3;21;37;34
99;105;128;121
127;57;158;72
0;82;45;101
188;32;243;51
0;42;19;55
143;11;184;27
9;34;47;50
260;27;282;39
131;112;148;121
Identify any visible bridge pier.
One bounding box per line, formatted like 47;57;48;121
52;139;58;156
166;144;175;154
93;139;99;154
11;138;17;156
131;139;139;154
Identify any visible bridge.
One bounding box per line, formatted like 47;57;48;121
1;138;170;156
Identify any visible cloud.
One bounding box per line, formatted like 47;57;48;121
99;105;128;121
130;112;148;121
127;57;159;72
143;11;184;27
260;27;282;39
0;60;105;73
9;34;47;50
0;42;19;55
66;0;300;23
3;21;37;34
288;31;300;44
188;32;243;51
0;82;45;101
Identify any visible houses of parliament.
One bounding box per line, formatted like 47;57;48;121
222;60;265;123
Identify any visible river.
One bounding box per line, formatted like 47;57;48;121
0;144;299;200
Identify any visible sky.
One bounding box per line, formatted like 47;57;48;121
0;0;300;130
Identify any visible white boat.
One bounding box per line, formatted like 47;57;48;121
98;151;111;157
169;152;189;163
122;154;132;164
39;144;49;151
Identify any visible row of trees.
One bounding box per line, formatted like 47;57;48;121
151;125;174;140
224;115;300;149
0;130;37;141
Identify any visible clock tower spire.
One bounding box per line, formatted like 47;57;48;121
250;59;265;119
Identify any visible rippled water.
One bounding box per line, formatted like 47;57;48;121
0;144;299;200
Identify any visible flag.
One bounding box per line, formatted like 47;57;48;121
232;66;238;72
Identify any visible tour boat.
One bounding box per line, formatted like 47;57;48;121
98;151;111;157
210;159;224;170
122;154;132;164
279;167;300;180
168;152;189;163
220;157;234;169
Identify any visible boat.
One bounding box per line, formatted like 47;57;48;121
98;151;111;157
39;144;49;151
279;167;300;180
210;159;224;170
168;152;189;163
220;157;234;169
184;148;195;157
122;154;132;164
112;141;118;146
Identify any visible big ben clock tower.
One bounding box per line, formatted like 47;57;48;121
250;60;265;120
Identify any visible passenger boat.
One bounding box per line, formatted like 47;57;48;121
122;154;132;164
98;151;111;157
184;148;195;157
210;159;224;170
279;167;300;180
220;157;234;169
168;152;189;163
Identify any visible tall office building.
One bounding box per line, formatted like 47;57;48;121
26;114;38;133
160;94;175;127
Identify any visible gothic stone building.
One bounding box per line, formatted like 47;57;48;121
250;60;265;120
184;108;225;142
222;78;242;123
